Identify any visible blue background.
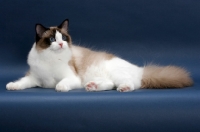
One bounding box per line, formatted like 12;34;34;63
1;0;200;88
0;0;200;132
1;0;200;82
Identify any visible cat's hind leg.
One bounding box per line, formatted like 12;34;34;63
106;58;143;92
116;82;135;92
113;76;141;92
6;75;37;90
84;78;114;92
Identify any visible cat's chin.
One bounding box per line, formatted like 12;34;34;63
50;47;66;53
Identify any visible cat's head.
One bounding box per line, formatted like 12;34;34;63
35;19;72;51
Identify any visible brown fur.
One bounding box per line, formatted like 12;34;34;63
141;65;193;88
68;59;78;75
71;45;114;79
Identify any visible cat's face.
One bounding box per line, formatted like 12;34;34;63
35;19;72;51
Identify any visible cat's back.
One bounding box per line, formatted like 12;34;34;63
71;45;142;88
71;45;114;63
71;45;115;72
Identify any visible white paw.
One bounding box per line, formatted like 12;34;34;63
117;84;134;92
85;82;98;91
6;82;23;90
55;83;70;92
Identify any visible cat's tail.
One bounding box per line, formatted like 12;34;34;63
141;65;193;88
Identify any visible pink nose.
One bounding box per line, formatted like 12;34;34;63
59;43;63;48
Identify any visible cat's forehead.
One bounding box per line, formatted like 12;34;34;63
42;27;67;38
42;27;60;38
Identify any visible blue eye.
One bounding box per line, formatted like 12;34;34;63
50;37;55;42
62;35;67;41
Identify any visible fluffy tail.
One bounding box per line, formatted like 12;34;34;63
141;65;193;88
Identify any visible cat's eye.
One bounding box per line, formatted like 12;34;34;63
62;35;67;41
50;37;55;42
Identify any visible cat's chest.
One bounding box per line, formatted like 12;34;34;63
31;57;70;77
28;49;74;87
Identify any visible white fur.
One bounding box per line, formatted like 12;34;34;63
82;57;143;92
6;31;81;91
106;58;143;91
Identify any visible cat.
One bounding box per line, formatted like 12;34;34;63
6;19;193;92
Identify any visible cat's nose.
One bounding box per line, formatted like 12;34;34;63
59;43;63;48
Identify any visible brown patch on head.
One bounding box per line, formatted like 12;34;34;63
35;29;55;50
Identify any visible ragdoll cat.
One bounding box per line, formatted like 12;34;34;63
6;19;193;92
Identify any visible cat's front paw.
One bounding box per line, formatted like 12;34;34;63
6;82;23;90
55;83;70;92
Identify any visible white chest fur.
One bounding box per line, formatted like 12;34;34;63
27;43;75;88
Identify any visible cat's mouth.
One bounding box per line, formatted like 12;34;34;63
56;47;65;51
49;43;67;51
49;47;65;53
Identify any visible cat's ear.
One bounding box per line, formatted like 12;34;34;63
58;19;69;32
35;24;47;38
